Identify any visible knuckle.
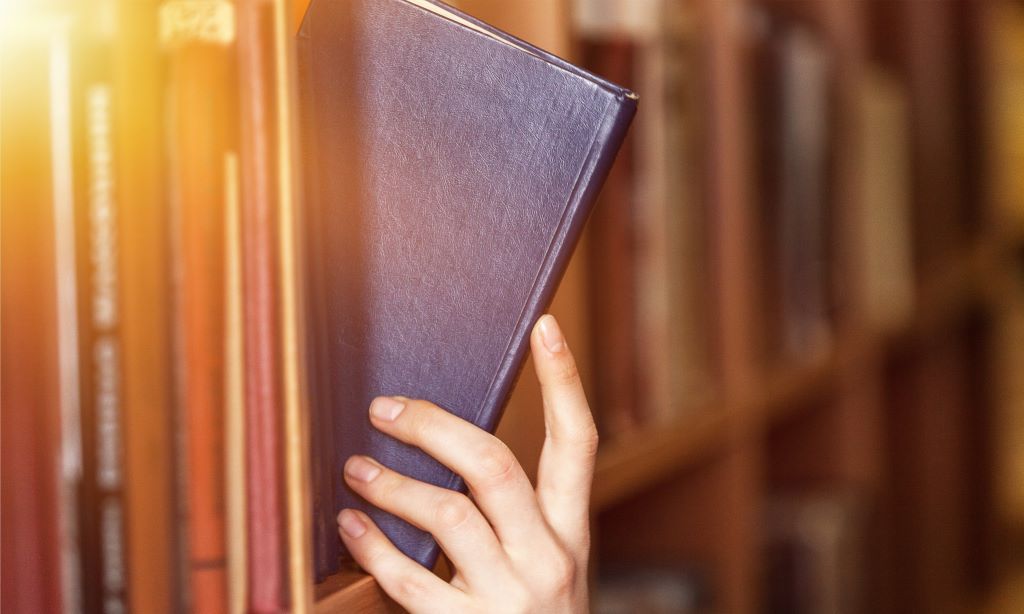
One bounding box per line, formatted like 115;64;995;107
433;493;474;531
359;543;389;574
477;439;517;486
578;424;600;456
543;551;577;595
392;576;429;602
407;401;440;439
369;470;400;502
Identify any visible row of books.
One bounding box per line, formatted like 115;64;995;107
5;0;645;609
591;490;866;614
2;1;314;612
575;0;916;436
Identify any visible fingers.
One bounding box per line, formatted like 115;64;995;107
531;315;599;551
337;508;471;614
342;455;510;590
367;396;549;550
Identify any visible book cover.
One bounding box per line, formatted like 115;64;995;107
298;0;636;568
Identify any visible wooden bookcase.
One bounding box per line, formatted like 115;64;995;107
304;0;1024;612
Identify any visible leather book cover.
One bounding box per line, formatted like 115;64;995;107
298;0;636;569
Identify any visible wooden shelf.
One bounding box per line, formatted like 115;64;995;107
315;567;396;613
591;404;730;510
311;235;1014;612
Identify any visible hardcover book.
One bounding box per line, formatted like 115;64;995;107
298;0;636;573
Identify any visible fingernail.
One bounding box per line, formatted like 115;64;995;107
338;509;367;538
345;456;382;482
537;315;565;353
369;396;405;421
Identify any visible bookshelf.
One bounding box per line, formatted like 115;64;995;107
306;0;1024;612
5;0;1022;612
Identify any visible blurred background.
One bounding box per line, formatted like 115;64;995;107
470;0;1024;613
3;0;1024;612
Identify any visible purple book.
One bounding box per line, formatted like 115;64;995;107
298;0;636;576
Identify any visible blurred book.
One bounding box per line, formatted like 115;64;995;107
989;0;1024;233
748;12;835;365
857;67;914;331
577;0;716;436
1;10;78;613
764;493;867;614
996;256;1024;539
594;565;710;614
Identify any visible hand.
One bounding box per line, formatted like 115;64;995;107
337;314;598;613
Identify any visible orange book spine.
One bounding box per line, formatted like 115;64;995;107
114;1;180;612
162;1;240;610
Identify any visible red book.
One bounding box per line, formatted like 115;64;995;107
1;27;69;614
162;1;239;609
237;0;286;609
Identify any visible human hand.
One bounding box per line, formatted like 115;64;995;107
337;314;598;613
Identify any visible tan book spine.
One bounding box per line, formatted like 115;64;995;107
273;0;314;609
224;151;249;614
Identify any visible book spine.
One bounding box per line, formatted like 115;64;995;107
49;14;86;614
236;0;286;609
66;9;132;610
161;1;239;610
0;22;70;614
81;76;130;614
476;91;638;438
224;151;250;614
112;2;180;612
777;27;833;360
580;38;643;435
296;21;341;583
269;0;316;608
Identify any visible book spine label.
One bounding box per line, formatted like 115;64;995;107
83;80;130;614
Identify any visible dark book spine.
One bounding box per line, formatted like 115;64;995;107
297;27;340;583
580;38;644;436
69;12;130;612
776;27;833;360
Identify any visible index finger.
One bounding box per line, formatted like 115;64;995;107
532;314;599;550
367;396;550;553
